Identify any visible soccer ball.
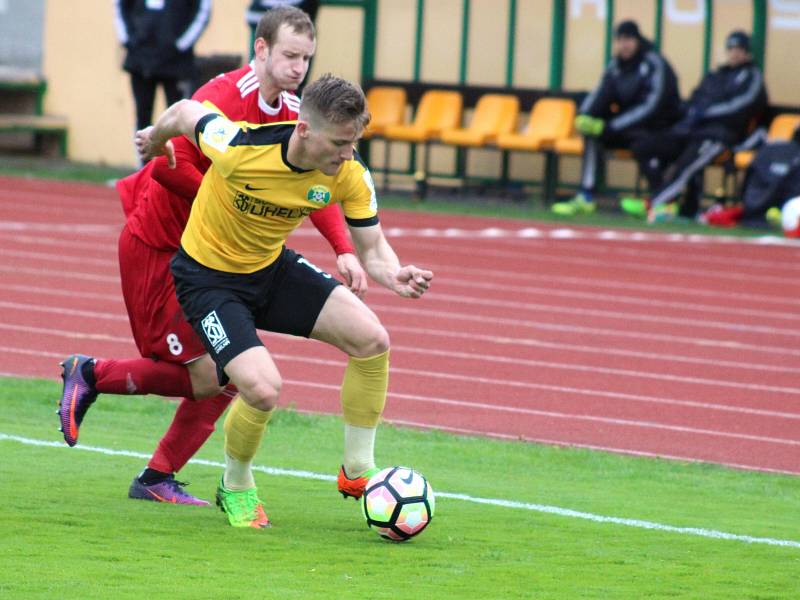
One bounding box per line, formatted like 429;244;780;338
361;467;435;541
781;196;800;238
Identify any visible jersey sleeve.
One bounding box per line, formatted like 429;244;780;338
309;203;355;255
151;134;210;200
194;113;244;178
340;154;379;227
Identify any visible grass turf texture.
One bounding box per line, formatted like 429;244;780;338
1;377;798;599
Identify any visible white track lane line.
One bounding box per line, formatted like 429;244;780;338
1;316;793;375
3;345;799;422
375;303;800;357
1;432;798;548
4;350;798;446
4;230;799;309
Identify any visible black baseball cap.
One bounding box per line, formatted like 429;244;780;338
726;30;751;51
614;20;641;39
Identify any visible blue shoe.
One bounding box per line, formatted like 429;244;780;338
58;354;97;447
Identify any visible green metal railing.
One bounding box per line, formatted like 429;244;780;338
702;0;714;74
339;0;773;193
352;0;769;91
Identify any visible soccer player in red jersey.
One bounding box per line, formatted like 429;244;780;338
58;7;366;505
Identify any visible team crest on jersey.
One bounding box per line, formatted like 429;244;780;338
307;185;331;205
201;116;239;153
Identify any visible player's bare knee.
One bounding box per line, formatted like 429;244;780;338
239;378;281;411
353;324;390;358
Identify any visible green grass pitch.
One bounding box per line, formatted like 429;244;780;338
1;377;799;599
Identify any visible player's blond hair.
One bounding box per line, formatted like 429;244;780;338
300;74;371;131
255;6;315;45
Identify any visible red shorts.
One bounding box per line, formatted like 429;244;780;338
118;225;207;364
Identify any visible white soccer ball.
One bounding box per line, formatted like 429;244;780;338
361;467;435;541
781;196;800;238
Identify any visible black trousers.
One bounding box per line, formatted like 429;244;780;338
130;71;184;131
633;125;737;216
580;128;658;193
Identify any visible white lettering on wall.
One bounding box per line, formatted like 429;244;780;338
665;0;705;25
570;0;607;20
771;0;800;30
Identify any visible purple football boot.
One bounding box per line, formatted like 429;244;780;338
58;354;98;447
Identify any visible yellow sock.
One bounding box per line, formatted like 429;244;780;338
222;395;273;490
341;350;389;428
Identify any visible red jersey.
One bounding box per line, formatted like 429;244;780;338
119;63;353;254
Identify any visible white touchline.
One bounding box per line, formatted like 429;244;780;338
2;433;798;549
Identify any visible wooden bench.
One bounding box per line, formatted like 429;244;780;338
0;66;68;156
0;114;68;156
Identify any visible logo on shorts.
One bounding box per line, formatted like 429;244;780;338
201;310;230;354
307;185;331;205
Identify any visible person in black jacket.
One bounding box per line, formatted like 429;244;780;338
114;0;211;132
703;125;800;228
631;30;768;222
552;20;682;217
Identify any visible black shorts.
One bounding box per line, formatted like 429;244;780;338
170;246;340;384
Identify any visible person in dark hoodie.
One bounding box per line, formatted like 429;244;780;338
552;20;682;217
114;0;212;132
629;30;768;222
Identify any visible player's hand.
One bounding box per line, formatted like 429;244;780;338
135;126;175;167
336;253;368;299
392;265;433;299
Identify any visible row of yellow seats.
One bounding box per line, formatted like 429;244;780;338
362;86;576;155
361;85;800;189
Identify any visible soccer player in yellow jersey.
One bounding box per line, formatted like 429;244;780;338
135;74;433;529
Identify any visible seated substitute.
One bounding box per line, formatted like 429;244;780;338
551;20;681;217
703;124;800;229
133;74;433;529
625;30;768;222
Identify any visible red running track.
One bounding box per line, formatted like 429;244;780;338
1;175;799;475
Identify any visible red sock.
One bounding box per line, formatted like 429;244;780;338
148;386;237;473
93;358;195;399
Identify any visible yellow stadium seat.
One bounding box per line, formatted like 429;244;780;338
734;113;800;170
553;135;582;155
362;86;407;139
497;98;575;152
381;90;463;195
493;98;575;202
440;94;519;147
383;90;463;143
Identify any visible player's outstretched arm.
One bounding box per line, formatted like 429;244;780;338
350;224;432;299
135;99;214;166
309;204;368;298
151;135;209;201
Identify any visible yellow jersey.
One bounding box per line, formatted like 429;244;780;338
181;113;378;273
